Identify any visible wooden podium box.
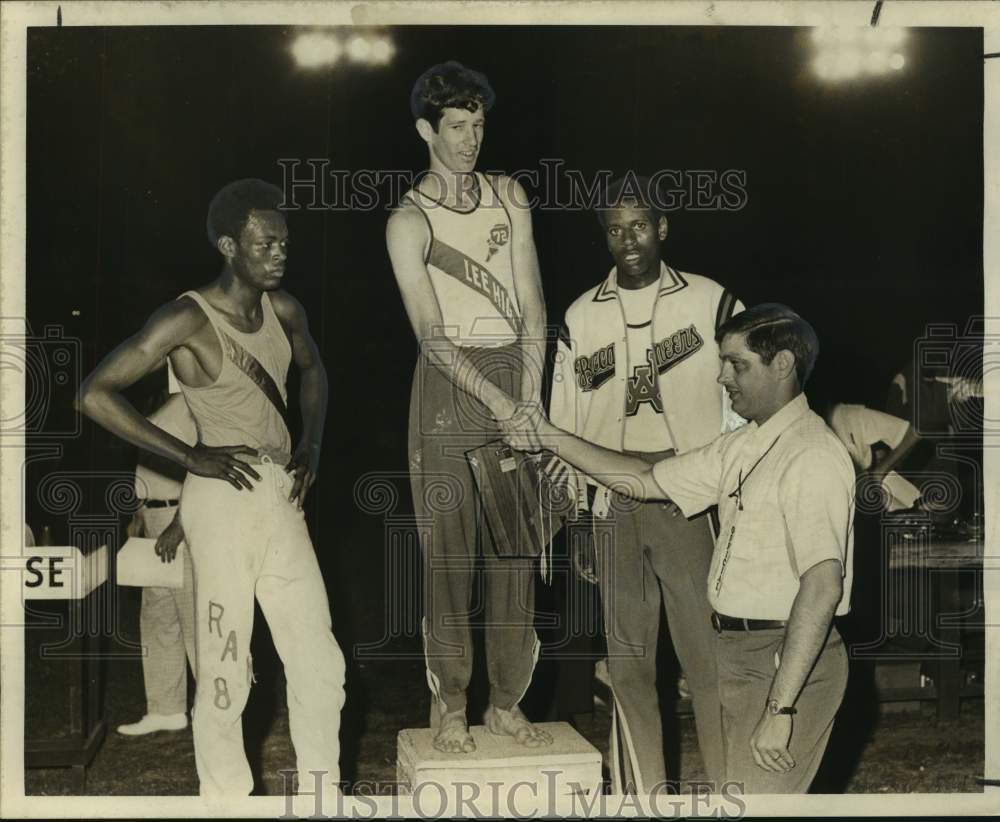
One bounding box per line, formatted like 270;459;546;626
397;722;602;799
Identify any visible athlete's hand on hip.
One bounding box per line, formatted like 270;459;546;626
750;711;795;773
154;515;185;564
185;444;261;490
286;443;320;510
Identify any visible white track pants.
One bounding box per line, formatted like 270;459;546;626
181;458;345;796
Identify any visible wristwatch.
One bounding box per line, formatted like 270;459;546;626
766;698;797;716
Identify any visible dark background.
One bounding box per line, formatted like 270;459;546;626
25;25;984;655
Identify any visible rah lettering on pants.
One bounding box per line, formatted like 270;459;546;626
180;456;345;796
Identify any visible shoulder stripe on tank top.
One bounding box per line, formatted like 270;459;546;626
217;331;288;422
180;290;288;422
426;241;522;335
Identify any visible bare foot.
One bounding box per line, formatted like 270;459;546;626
484;704;553;747
432;707;476;754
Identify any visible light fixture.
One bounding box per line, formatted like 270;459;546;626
371;38;394;65
346;35;372;62
835;49;864;79
811;26;909;82
883;27;906;47
865;50;891;74
291;31;395;69
814;53;837;80
291;33;342;69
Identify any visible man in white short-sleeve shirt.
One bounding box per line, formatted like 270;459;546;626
508;303;853;793
826;402;918;476
652;391;854;623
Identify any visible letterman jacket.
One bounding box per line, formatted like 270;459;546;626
549;261;745;515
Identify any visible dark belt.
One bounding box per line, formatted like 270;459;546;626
143;499;179;509
711;611;786;633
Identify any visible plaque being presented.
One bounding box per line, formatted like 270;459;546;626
466;440;577;558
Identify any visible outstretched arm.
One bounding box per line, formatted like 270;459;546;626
271;291;327;508
75;300;260;490
507;410;665;501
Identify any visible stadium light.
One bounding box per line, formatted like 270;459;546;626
865;50;891;74
291;31;395;69
292;33;342;69
811;26;908;82
371;38;394;65
346;35;372;62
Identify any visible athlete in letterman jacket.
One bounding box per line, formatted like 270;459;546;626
551;265;743;456
549;217;744;793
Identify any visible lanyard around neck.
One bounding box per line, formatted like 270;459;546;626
728;434;782;512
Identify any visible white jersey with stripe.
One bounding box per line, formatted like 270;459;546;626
405;172;521;347
172;291;292;456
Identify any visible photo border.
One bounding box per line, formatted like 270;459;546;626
1;1;996;817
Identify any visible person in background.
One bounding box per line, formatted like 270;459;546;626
117;370;199;736
824;402;920;496
885;356;983;516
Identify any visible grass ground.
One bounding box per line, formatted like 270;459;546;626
21;575;986;797
24;654;985;797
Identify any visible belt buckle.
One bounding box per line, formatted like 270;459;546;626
711;612;722;633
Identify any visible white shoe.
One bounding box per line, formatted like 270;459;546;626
116;712;187;736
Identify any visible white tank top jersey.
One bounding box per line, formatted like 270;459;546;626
405;172;521;347
173;290;292;456
619;282;674;453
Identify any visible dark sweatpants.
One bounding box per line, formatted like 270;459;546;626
408;345;538;714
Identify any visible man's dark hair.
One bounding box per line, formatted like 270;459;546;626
715;303;820;387
410;61;495;130
596;174;666;228
206;179;284;249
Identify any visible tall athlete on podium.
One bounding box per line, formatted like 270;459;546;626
386;61;551;755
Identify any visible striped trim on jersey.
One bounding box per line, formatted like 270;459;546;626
715;288;739;333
